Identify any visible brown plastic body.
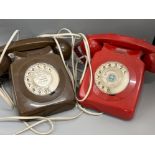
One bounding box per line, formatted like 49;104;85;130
10;46;75;116
0;37;71;78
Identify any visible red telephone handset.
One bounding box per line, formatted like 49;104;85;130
76;34;155;120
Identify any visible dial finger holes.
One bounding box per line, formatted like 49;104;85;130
95;61;130;95
24;63;60;96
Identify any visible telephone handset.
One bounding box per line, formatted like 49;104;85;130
0;37;75;116
76;34;155;120
0;37;72;79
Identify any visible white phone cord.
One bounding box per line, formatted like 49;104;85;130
0;28;102;135
42;28;102;113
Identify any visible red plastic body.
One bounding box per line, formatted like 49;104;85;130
77;34;155;120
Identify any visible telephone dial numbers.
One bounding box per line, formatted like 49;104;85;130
24;63;60;96
95;61;129;95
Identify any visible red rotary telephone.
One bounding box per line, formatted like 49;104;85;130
75;34;155;120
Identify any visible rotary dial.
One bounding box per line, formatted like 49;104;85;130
24;63;59;96
95;61;129;95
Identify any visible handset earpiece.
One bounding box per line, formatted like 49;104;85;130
142;53;155;73
52;38;71;60
75;37;102;61
87;38;103;57
143;37;155;73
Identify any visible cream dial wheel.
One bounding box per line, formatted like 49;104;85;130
95;61;129;95
24;63;60;96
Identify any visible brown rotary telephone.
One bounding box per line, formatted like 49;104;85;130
0;37;75;116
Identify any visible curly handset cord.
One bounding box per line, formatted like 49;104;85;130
0;28;102;135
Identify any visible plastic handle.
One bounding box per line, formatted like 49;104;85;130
0;37;56;54
88;34;155;54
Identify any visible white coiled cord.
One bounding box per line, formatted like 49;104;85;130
0;28;102;135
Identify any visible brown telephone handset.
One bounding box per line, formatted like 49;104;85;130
0;37;75;116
